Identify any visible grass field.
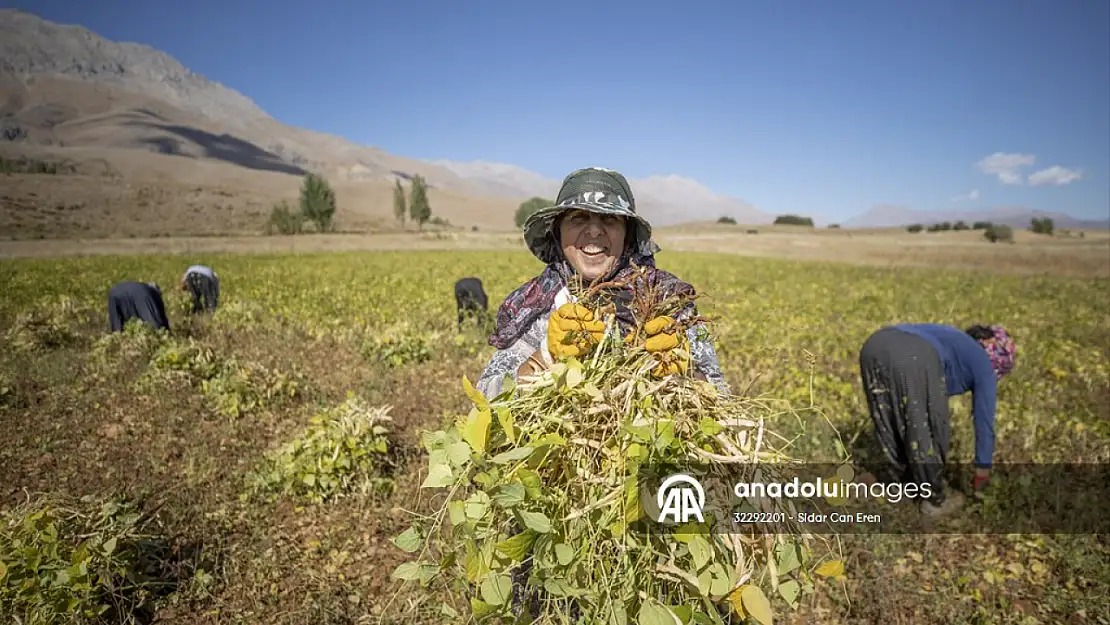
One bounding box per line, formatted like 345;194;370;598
2;248;1108;625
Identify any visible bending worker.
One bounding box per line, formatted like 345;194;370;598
108;281;170;332
181;264;220;313
858;322;1017;518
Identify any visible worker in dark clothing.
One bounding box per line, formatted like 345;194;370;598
108;281;171;332
181;264;219;313
858;323;1016;518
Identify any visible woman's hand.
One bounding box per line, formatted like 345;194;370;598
547;303;606;362
642;316;690;378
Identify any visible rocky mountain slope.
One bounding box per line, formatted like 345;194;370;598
0;9;770;229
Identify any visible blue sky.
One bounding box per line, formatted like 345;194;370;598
12;0;1110;222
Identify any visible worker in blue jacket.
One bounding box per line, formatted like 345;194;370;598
858;323;1017;518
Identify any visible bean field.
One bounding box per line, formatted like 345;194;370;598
2;250;1108;625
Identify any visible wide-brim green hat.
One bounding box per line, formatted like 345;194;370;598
524;167;657;264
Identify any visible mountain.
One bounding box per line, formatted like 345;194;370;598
0;9;769;233
429;161;557;200
630;175;767;225
426;162;771;225
844;204;1110;230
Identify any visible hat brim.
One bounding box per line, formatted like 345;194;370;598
523;201;654;263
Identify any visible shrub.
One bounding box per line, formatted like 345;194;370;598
0;156;74;174
828;223;841;229
906;224;924;233
984;224;1014;243
953;221;970;231
972;221;993;230
247;395;396;503
773;214;814;227
265;201;304;235
716;216;737;225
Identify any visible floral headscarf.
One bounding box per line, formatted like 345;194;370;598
980;325;1017;380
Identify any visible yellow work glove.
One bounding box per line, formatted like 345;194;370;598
642;316;690;378
547;303;607;362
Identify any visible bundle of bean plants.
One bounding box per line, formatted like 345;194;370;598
390;268;827;625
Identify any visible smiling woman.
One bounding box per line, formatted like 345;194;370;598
475;167;730;403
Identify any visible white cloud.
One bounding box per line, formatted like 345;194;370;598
951;188;981;202
1027;166;1082;187
975;152;1035;185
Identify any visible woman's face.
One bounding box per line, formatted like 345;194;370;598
558;210;628;281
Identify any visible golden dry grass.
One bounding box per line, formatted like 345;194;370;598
3;226;1107;280
653;224;1110;279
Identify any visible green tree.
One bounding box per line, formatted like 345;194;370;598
409;175;432;230
907;224;924;233
1030;217;1055;235
971;221;993;230
299;173;336;232
953;221;970;231
515;197;551;229
393;179;407;228
773;214;814;227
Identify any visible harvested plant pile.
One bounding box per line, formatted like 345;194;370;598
0;495;207;625
390;270;832;624
5;295;88;352
247;394;398;504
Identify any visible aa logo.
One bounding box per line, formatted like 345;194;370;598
656;474;705;523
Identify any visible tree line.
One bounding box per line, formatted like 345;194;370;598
904;217;1057;243
267;177;1065;242
266;172;442;235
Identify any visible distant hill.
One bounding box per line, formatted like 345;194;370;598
0;8;770;232
844;204;1109;230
